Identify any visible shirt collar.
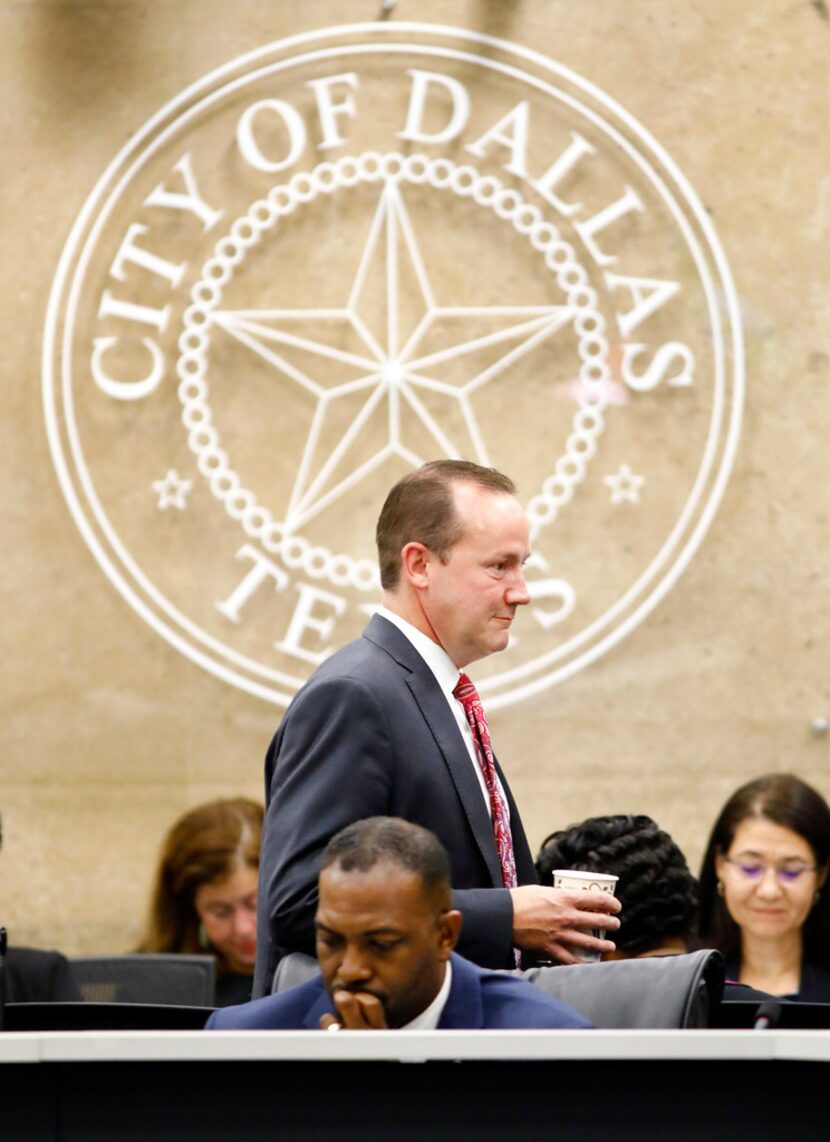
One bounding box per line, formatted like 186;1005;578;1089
376;605;461;698
401;960;452;1031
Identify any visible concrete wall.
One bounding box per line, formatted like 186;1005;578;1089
1;0;828;955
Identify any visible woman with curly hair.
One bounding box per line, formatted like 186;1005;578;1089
536;814;697;958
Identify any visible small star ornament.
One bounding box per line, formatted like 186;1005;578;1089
152;469;192;510
604;464;645;505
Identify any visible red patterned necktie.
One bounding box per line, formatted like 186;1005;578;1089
453;673;518;892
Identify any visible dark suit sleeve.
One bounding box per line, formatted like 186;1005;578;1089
450;887;514;968
207;977;329;1029
254;675;395;997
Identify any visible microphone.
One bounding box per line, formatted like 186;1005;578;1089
753;999;783;1030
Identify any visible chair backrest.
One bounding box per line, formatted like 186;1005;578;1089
70;954;216;1006
522;949;725;1029
272;951;320;993
0;927;6;1031
269;949;724;1028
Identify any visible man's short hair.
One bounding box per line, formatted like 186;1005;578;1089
321;817;451;900
375;460;517;591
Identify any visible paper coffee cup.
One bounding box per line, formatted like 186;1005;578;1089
552;869;619;962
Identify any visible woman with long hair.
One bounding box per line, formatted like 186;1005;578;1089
140;798;263;1007
698;774;830;1001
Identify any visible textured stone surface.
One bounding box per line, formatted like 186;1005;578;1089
1;0;828;954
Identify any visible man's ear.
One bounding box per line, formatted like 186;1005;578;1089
400;541;432;589
437;909;463;958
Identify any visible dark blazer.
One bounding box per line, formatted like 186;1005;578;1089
253;615;538;997
798;962;830;1003
724;958;830;1004
3;946;81;1003
211;953;591;1030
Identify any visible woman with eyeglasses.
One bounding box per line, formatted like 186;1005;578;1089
698;774;830;1001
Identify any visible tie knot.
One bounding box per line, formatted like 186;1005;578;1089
453;672;478;705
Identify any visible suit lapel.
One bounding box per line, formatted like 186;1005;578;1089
438;954;484;1029
301;983;337;1029
363;616;504;888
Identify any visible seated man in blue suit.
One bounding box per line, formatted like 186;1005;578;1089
206;818;591;1031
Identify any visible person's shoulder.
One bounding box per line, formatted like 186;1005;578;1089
283;617;417;711
797;959;830;1003
6;945;64;971
291;619;397;689
5;946;81;1003
205;974;327;1030
456;955;593;1029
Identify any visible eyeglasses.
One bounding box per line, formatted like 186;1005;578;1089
723;856;818;885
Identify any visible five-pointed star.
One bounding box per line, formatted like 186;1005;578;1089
604;464;645;505
210;177;577;533
152;469;192;510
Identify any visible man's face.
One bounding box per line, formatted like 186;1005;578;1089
419;482;532;668
315;861;458;1029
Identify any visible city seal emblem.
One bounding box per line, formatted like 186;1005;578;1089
43;23;744;707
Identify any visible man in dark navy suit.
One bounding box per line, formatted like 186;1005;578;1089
253;460;619;997
209;819;590;1031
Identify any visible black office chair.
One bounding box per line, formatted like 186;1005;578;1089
523;949;725;1029
70;954;216;1006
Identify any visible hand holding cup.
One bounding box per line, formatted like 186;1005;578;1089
552;869;619;962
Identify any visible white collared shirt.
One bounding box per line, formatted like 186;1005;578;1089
401;960;452;1031
376;606;508;820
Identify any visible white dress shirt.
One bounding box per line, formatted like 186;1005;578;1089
401;960;452;1030
376;606;508;820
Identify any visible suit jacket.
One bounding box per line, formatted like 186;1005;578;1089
724;958;830;1004
3;946;81;1003
211;953;590;1030
253;615;538;997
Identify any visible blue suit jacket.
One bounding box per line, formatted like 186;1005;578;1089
253;615;538;997
209;954;591;1030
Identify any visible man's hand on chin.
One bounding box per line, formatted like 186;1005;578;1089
320;990;389;1030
